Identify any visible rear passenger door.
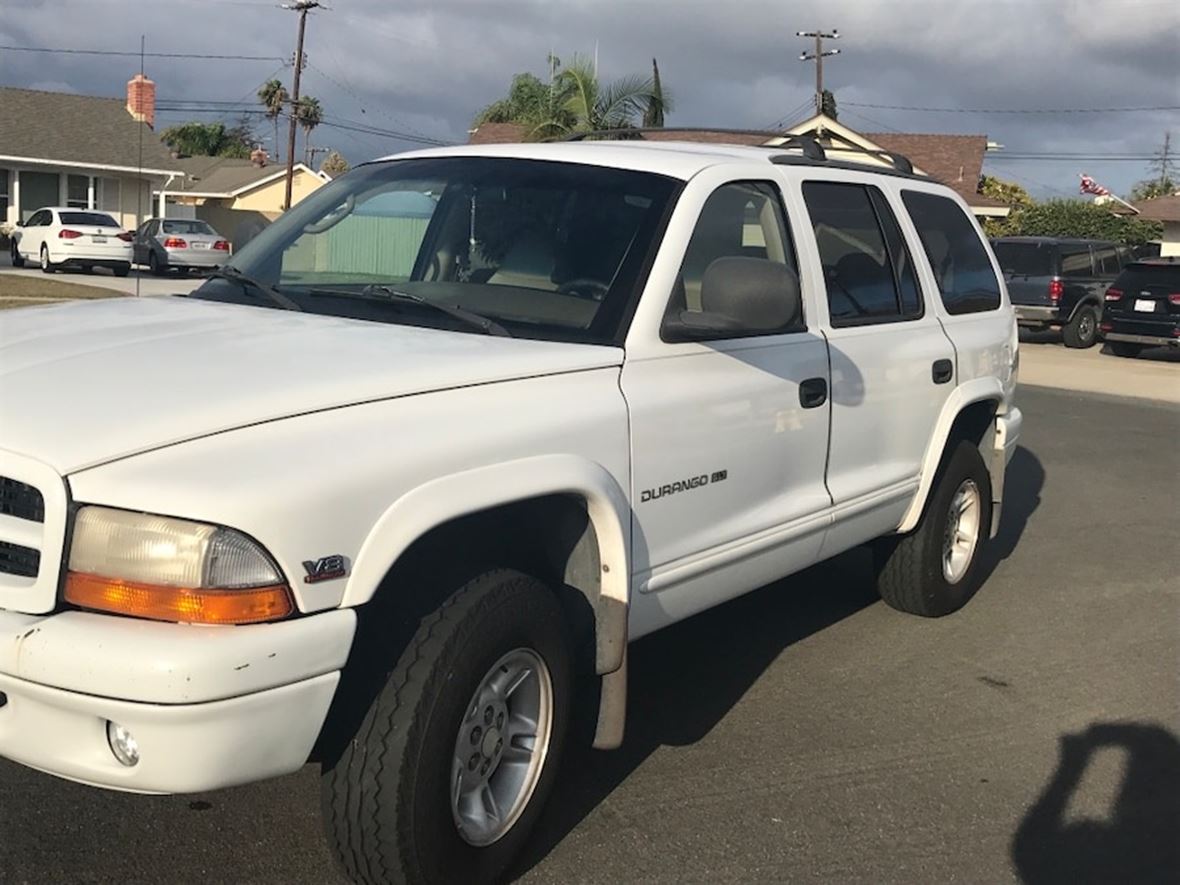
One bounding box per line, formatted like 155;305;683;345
800;179;956;543
899;188;1013;398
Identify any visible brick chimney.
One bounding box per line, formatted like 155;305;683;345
126;73;156;128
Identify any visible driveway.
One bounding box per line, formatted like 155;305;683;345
1;385;1176;884
0;251;203;298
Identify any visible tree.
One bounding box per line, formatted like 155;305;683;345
820;88;838;120
159;121;252;158
321;150;349;176
642;58;666;127
977;175;1033;237
1130;178;1177;201
473;53;669;140
258;79;289;162
295;96;323;163
1008;199;1161;246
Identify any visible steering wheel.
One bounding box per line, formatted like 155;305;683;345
557;278;610;301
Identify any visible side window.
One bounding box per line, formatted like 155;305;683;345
665;180;801;333
803;181;920;325
31;210;50;227
1092;244;1120;276
901;190;1002;314
1059;247;1092;278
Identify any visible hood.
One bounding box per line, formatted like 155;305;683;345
0;296;622;473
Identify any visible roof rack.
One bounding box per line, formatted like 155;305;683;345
561;127;916;175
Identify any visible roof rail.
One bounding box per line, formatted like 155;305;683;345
561;127;916;175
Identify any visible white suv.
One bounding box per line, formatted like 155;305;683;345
0;136;1021;884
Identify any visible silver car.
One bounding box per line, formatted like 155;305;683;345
133;218;230;275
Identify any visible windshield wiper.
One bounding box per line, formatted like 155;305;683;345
205;266;303;312
309;284;511;337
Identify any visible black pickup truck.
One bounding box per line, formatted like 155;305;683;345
991;237;1130;348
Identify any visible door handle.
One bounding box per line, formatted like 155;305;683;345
932;359;954;384
799;377;828;409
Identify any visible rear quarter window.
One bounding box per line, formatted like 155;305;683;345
902;191;1001;315
1113;264;1180;292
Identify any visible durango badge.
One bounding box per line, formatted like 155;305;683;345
303;554;348;584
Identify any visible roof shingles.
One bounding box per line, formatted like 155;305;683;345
0;86;179;173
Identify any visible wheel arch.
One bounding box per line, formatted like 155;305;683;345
898;380;1004;534
341;454;631;678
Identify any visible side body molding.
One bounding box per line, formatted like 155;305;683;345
341;454;632;676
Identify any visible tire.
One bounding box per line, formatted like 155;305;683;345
1109;341;1145;359
148;251;165;276
10;241;24;268
321;569;572;885
1062;305;1098;348
39;244;56;274
113;263;131;278
875;438;993;617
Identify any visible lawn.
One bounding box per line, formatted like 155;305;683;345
0;274;121;310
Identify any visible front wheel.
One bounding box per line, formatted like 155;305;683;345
321;569;572;885
10;241;24;268
875;439;993;617
1063;305;1099;348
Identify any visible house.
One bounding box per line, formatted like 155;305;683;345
467;113;1010;220
1131;192;1180;257
0;77;182;234
158;153;329;240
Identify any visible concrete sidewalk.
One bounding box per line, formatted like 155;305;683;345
1018;337;1179;404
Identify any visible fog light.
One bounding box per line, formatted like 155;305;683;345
107;721;140;767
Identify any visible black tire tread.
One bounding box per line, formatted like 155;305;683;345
1062;305;1098;348
322;569;560;885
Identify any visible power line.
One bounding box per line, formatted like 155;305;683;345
843;100;1180;114
0;44;284;61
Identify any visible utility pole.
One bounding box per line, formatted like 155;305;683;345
281;0;322;210
797;29;840;116
306;144;331;169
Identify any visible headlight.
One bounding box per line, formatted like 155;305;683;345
64;506;294;625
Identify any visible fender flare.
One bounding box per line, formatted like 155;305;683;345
1066;296;1102;322
897;377;1005;533
340;454;632;676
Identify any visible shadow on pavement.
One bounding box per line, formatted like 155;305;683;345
1012;723;1180;885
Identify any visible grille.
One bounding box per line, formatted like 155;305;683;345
0;540;40;578
0;476;45;523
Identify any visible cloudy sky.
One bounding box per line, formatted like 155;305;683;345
2;0;1177;198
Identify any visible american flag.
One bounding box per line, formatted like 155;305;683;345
1079;174;1111;197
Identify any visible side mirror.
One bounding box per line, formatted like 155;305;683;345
663;257;802;341
15;220;24;228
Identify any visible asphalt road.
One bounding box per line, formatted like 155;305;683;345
2;386;1177;885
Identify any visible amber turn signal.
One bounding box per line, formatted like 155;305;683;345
64;572;294;625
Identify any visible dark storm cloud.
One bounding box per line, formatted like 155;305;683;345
2;0;1177;195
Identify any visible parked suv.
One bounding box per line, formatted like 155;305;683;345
0;135;1021;884
1100;258;1180;356
992;236;1129;348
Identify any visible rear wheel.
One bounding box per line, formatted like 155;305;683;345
321;569;572;885
148;251;165;276
113;263;131;278
9;241;24;268
39;245;56;274
1108;341;1145;358
875;439;993;617
1063;305;1099;348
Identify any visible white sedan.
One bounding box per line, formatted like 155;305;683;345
11;207;134;276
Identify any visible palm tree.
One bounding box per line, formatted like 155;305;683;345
295;96;323;163
642;58;667;128
258;79;288;162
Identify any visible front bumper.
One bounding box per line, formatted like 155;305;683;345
990;407;1023;538
0;607;355;793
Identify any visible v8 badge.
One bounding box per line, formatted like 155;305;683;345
303;554;348;584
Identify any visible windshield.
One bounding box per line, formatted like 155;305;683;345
188;157;679;343
60;211;120;227
162;219;216;235
992;241;1054;277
